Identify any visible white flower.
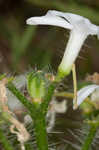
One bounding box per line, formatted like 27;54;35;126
74;84;99;107
26;10;99;78
26;10;72;30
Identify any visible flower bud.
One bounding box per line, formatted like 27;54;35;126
27;71;46;103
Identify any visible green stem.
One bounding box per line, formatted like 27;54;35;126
0;128;14;150
33;113;48;150
7;82;49;150
54;91;74;98
7;82;36;118
7;80;59;150
81;124;97;150
41;82;57;115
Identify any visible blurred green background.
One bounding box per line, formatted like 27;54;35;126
0;0;99;76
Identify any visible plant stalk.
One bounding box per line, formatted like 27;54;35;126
41;82;57;115
81;124;97;150
7;80;59;150
7;82;50;150
7;82;36;118
33;113;48;150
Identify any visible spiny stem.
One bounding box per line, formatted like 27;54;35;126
41;82;57;115
81;124;97;150
7;82;50;150
7;80;59;150
0;128;14;150
33;113;48;150
7;82;36;118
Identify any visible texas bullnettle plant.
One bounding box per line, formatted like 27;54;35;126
0;10;99;150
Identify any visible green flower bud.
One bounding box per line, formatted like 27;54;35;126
27;71;46;103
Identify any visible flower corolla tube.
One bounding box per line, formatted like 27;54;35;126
26;10;99;78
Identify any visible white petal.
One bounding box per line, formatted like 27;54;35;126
74;84;99;106
64;14;99;37
49;10;84;24
59;28;88;74
26;12;73;30
88;24;99;36
48;10;87;26
49;10;99;37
